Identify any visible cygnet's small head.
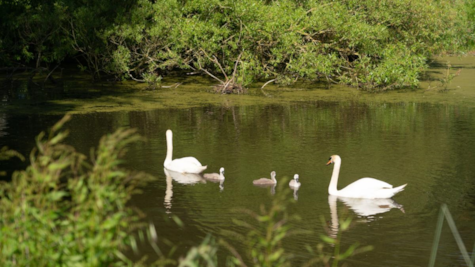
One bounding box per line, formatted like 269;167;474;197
271;171;276;178
219;167;225;175
326;155;340;165
294;174;299;181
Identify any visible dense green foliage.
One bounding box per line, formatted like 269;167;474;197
1;0;473;90
0;115;152;266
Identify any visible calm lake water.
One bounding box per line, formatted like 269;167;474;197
1;57;474;266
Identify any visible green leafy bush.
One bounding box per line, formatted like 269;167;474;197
102;0;474;90
0;115;152;266
1;0;473;90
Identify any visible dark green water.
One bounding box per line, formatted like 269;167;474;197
1;102;474;266
1;56;475;266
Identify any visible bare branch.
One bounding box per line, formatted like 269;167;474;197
127;71;145;82
161;83;182;88
43;64;61;84
232;52;243;80
213;55;228;79
197;60;225;84
199;49;228;81
261;79;275;89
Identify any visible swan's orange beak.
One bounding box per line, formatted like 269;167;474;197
326;159;332;165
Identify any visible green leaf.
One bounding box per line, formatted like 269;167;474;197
320;234;336;245
49;191;68;201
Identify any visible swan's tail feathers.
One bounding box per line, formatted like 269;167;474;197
393;183;407;195
183;165;207;174
198;165;208;173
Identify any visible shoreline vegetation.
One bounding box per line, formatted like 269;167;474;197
1;0;474;92
1;55;475;116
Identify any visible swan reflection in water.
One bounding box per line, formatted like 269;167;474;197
163;168;206;213
164;168;206;185
164;174;173;213
328;195;405;238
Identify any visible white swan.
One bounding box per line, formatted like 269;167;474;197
326;155;406;199
203;167;225;181
289;174;301;189
164;129;207;174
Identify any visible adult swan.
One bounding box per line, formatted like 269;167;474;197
164;130;207;174
326;155;406;199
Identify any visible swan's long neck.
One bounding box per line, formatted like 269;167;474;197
271;173;277;183
164;131;173;166
328;157;341;195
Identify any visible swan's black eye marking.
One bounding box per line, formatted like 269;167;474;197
328;157;332;160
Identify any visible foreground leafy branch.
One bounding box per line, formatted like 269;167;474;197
0;115;152;266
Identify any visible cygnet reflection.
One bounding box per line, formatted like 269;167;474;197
253;183;276;195
204;176;225;192
291;187;299;200
219;180;224;192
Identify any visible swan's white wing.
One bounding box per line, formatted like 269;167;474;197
339;178;396;198
341;178;393;191
165;157;207;174
179;156;203;166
